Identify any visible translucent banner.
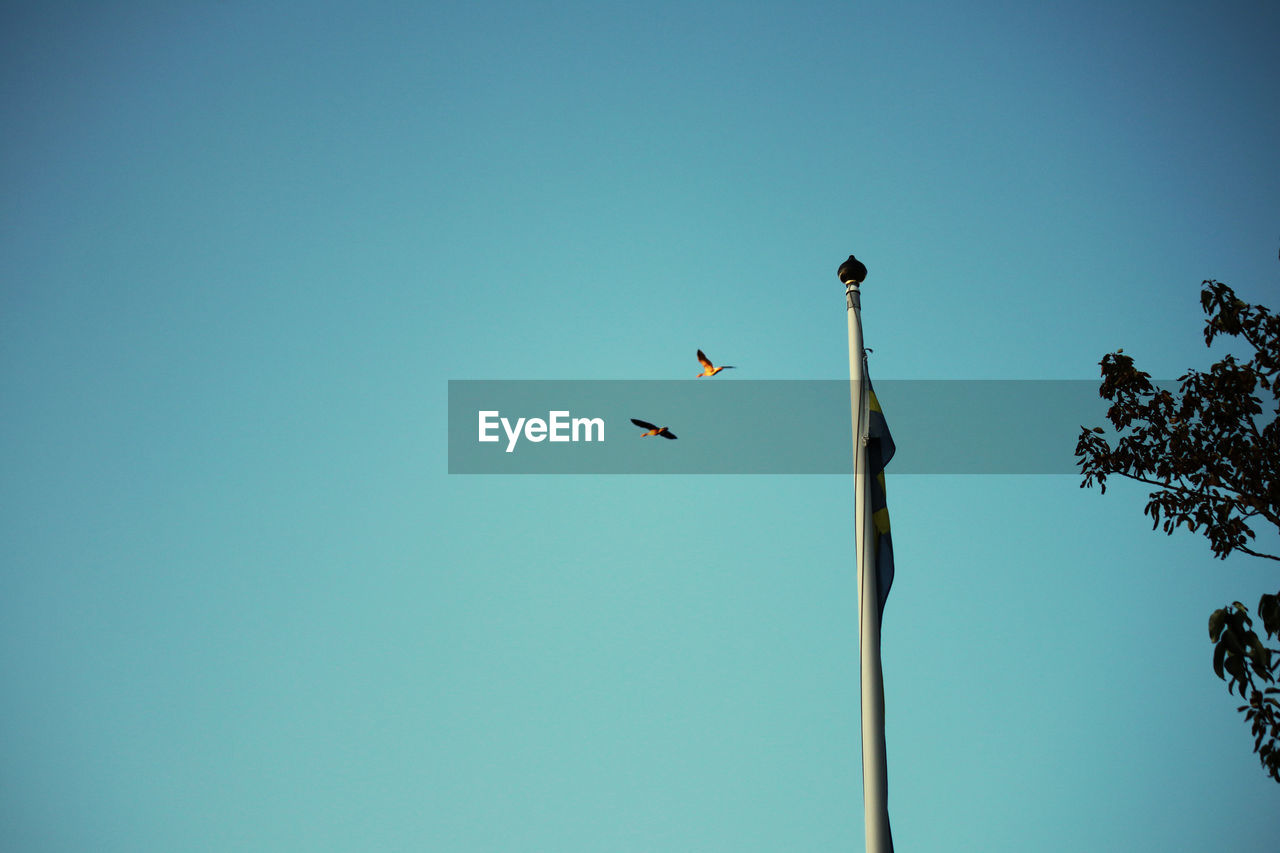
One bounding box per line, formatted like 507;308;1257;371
447;380;1128;474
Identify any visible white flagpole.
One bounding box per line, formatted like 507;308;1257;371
845;270;892;853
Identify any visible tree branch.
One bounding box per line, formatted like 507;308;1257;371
1235;545;1280;563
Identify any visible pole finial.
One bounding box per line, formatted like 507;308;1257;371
838;254;868;285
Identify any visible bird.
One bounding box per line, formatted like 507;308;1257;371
631;418;677;439
838;254;867;284
695;349;735;378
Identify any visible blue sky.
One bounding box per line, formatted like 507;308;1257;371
2;1;1278;851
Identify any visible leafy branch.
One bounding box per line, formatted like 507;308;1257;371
1077;275;1280;782
1076;281;1279;562
1210;593;1280;783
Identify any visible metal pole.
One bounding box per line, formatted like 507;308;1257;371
847;279;892;853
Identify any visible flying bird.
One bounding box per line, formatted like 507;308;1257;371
696;349;735;378
631;418;677;439
838;254;867;284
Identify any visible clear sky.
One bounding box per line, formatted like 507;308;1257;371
2;1;1278;851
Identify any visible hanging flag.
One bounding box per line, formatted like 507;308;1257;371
862;374;897;853
865;380;896;621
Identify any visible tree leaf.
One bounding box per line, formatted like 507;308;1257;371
1210;609;1228;642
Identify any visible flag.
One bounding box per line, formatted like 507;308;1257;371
862;375;896;852
865;380;895;621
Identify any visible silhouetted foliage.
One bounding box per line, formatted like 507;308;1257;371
1210;594;1280;782
1077;276;1279;782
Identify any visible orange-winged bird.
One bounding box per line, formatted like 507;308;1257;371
838;254;867;284
631;418;677;439
695;349;735;378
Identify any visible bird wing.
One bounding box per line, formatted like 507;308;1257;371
631;418;658;431
697;349;713;369
659;429;677;439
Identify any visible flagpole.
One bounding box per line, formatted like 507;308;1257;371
844;263;893;853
